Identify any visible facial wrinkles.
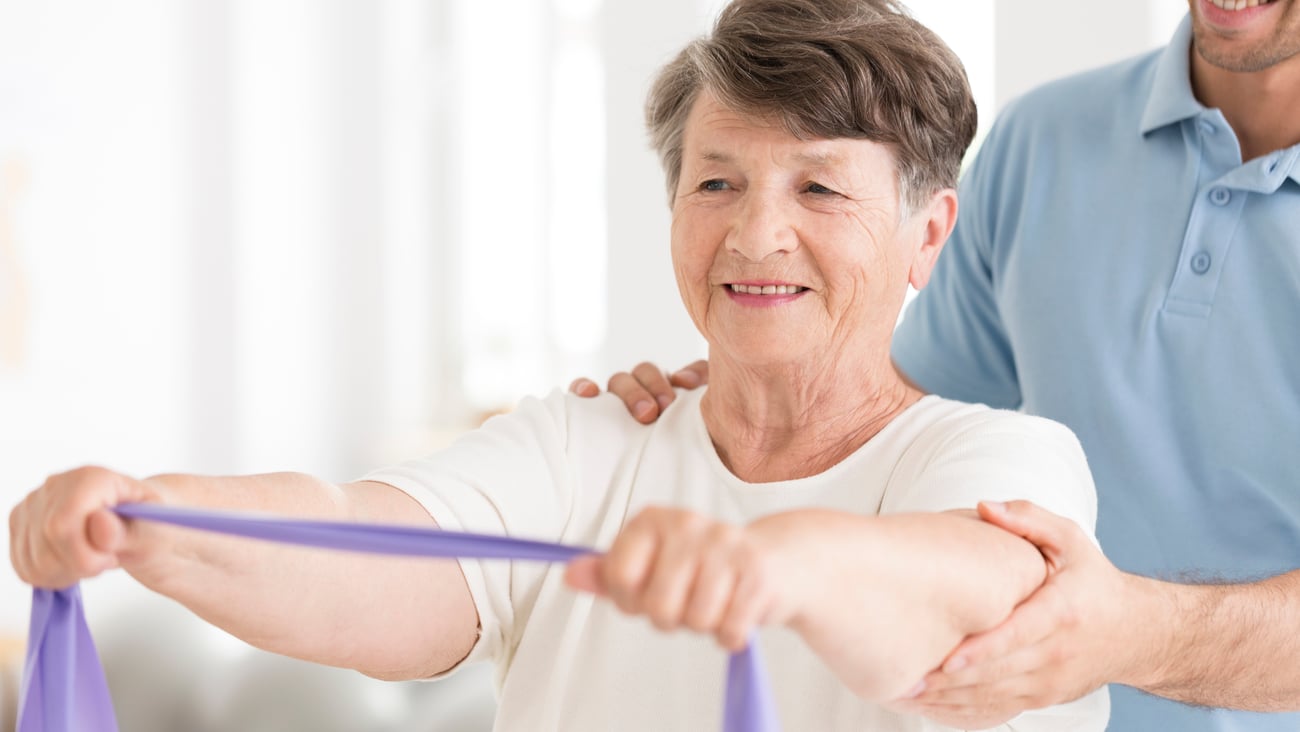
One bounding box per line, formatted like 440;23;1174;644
826;207;905;351
682;189;891;362
672;94;910;364
739;184;896;349
759;193;888;370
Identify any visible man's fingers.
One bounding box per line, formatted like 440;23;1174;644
569;377;601;397
911;680;1043;716
920;643;1049;699
978;500;1080;565
929;584;1061;681
910;503;1112;719
579;360;707;421
630;362;677;413
669;360;709;389
607;372;661;423
608;360;678;423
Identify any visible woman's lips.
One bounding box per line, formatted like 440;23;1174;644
726;283;807;295
723;282;809;306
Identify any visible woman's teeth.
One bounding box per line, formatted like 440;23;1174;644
728;284;806;295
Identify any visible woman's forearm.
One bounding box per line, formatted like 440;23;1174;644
121;472;478;680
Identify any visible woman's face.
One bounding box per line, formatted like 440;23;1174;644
670;92;947;372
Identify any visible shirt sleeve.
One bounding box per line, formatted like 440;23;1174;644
360;389;578;675
891;112;1023;410
881;408;1108;731
880;408;1098;542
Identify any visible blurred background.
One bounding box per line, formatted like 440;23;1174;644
0;0;1187;729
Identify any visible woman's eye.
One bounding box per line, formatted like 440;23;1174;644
701;179;729;192
805;182;837;195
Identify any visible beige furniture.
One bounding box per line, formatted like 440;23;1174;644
0;635;22;732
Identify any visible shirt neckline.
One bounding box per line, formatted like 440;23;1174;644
1140;15;1203;136
677;388;945;493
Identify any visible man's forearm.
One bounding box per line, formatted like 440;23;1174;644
1129;570;1300;711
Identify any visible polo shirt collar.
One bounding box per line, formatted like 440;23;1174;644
1139;17;1300;186
1281;147;1300;186
1217;146;1300;192
1140;15;1202;135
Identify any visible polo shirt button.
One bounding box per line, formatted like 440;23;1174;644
1210;187;1231;205
1191;251;1212;274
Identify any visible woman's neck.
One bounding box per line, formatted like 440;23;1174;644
700;355;922;483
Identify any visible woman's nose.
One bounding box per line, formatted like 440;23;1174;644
726;191;798;262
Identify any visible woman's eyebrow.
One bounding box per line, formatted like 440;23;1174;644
696;149;844;167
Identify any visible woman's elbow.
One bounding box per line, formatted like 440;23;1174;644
955;531;1047;635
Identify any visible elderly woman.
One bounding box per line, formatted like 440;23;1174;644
10;0;1106;730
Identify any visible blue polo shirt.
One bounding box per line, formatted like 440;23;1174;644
893;16;1300;732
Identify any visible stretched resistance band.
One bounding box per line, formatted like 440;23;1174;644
19;502;780;732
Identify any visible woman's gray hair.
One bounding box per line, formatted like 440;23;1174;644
646;0;977;211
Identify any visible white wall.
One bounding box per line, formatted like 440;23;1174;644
994;0;1189;108
1;0;193;633
0;0;1191;641
602;0;714;374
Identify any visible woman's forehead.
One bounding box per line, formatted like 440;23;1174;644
682;92;895;173
687;136;895;189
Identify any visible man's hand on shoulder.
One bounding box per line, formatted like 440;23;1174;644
569;360;709;424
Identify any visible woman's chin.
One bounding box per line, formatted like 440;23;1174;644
712;340;811;371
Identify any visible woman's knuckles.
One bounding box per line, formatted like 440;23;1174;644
684;609;720;633
719;620;751;651
648;606;684;631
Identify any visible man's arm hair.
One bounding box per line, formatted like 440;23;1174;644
1131;570;1300;710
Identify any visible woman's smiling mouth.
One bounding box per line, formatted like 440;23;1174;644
727;283;807;295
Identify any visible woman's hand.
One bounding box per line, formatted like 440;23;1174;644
569;360;710;424
9;465;166;589
564;506;805;650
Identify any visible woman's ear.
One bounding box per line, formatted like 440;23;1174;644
907;188;958;291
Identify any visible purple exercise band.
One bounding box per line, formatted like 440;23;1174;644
19;502;781;732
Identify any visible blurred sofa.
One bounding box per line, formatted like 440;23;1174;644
89;587;497;732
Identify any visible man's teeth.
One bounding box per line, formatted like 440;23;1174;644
1208;0;1276;9
728;284;805;295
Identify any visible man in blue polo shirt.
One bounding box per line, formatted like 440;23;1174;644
884;1;1300;729
576;1;1300;730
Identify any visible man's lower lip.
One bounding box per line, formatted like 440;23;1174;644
1201;0;1279;26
